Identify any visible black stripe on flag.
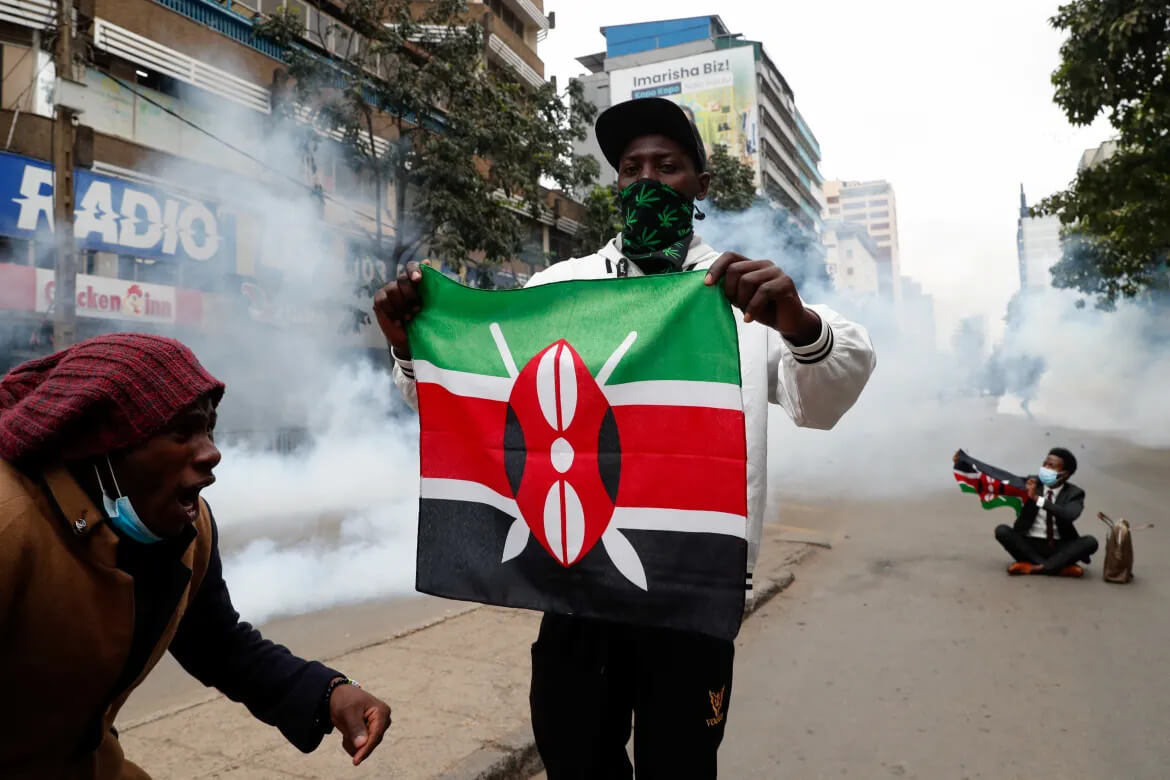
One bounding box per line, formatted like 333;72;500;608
416;499;748;641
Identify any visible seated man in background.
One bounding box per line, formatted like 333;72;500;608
994;447;1097;577
0;333;391;779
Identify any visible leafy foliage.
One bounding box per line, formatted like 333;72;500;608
257;0;598;280
1035;0;1170;304
572;185;623;256
706;144;758;212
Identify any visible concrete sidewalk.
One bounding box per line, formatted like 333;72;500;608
120;524;821;779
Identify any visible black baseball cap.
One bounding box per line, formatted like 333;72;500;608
595;97;708;173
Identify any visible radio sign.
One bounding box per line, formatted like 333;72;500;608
0;151;233;267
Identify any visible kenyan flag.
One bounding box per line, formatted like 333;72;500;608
409;267;748;640
953;450;1029;517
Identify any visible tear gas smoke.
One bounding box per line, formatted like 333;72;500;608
5;61;1163;622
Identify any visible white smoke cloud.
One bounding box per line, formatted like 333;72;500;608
696;207;1170;503
206;363;422;624
993;289;1170;447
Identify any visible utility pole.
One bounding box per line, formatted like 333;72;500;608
51;0;77;348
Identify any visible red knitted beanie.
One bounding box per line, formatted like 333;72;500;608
0;332;225;463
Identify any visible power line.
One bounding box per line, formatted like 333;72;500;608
1;44;34;91
97;69;380;225
6;55;56;111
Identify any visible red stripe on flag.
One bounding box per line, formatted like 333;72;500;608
613;405;746;516
421;385;747;518
954;472;979;488
418;383;511;498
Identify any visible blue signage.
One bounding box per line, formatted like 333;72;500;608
0;151;234;267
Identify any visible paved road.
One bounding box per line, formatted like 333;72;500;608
720;428;1170;779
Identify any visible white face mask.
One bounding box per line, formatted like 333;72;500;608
94;457;162;544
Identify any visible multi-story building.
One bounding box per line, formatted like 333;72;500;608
572;15;826;234
823;178;900;304
1016;185;1062;290
1078;138;1118;172
0;0;582;427
822;220;881;297
1015;139;1118;291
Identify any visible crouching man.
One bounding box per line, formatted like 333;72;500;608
0;333;391;779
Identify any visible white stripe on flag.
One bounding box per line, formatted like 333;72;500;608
413;360;513;401
419;479;746;539
420;478;518;518
414;361;742;412
610;507;747;538
603;380;743;410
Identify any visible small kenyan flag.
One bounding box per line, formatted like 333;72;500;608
953;449;1030;517
408;267;749;640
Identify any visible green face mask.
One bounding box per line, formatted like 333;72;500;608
618;179;695;273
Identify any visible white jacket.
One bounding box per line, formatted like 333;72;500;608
393;235;877;584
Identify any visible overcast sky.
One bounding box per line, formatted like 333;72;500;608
540;0;1113;344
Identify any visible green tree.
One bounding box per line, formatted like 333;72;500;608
573;185;623;256
1035;0;1170;304
257;0;598;280
706;144;758;212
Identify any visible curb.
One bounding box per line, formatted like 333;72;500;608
442;568;799;780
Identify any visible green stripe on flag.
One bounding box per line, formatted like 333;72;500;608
408;267;741;386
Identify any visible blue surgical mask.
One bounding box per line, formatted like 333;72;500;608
1037;467;1061;487
95;459;162;545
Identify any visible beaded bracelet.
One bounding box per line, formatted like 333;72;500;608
320;677;361;729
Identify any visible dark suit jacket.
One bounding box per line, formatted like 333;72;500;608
1014;478;1087;550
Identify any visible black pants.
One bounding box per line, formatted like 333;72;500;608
530;613;735;780
995;525;1099;571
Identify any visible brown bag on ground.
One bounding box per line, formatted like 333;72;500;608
1098;512;1134;584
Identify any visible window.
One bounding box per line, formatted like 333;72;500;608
870;210;890;219
829;208;840;216
870;222;891;231
826;196;839;204
843;201;866;210
487;0;526;37
845;249;853;259
0;236;30;265
846;267;855;276
119;255;178;286
868;199;888;208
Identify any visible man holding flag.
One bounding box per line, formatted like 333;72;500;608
954;447;1096;576
374;97;875;779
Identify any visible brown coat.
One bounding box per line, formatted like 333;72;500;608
0;459;214;779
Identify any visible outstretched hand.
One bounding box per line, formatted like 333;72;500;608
330;682;391;766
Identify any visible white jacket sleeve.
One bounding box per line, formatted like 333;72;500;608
768;304;876;430
391;348;420;412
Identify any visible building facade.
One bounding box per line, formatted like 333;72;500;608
822;220;881;297
572;15;826;233
1016;185;1062;290
823;178;900;304
0;0;582;436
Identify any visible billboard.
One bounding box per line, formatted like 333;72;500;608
609;46;760;187
0;151;235;268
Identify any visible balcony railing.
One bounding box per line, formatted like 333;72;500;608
0;0;53;30
487;33;543;87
